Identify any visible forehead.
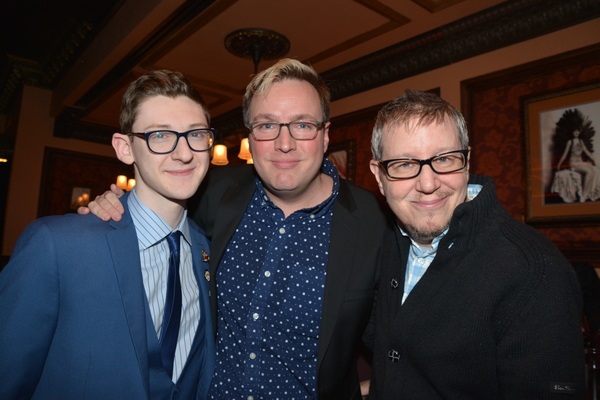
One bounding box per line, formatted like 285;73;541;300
382;116;461;157
249;79;321;119
134;95;207;125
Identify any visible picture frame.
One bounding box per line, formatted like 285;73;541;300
523;81;600;226
70;186;92;210
38;148;134;217
326;139;356;182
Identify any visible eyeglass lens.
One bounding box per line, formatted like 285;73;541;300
386;151;466;179
147;130;214;153
251;121;320;140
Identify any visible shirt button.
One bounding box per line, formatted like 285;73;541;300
310;214;315;219
248;396;254;400
252;313;259;320
264;271;271;277
279;227;285;234
418;258;424;264
263;195;269;201
249;352;256;359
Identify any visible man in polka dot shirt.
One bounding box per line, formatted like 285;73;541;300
84;59;389;400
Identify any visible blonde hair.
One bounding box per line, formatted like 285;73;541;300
242;58;330;124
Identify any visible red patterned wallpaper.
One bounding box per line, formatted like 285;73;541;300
464;45;600;265
329;104;383;202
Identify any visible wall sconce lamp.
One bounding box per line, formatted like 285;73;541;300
238;138;251;161
211;144;229;165
116;175;136;191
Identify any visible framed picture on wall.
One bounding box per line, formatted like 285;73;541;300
523;81;600;226
326;139;356;182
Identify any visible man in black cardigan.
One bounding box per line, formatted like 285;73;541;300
366;90;584;399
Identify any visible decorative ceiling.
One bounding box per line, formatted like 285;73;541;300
1;0;599;146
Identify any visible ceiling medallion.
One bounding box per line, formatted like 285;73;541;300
225;28;290;74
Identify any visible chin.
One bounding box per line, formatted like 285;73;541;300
404;220;450;244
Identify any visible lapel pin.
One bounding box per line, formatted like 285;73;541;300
204;270;210;282
202;249;210;262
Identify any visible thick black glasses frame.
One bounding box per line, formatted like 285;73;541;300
128;128;217;154
246;120;325;141
379;149;469;179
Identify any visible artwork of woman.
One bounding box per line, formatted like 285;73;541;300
550;109;600;203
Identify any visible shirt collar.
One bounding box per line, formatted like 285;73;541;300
128;187;190;250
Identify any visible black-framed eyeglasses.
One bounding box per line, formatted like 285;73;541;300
378;149;469;180
246;120;325;141
128;129;216;154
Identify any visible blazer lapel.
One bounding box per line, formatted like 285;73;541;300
317;182;360;370
106;201;151;399
209;178;255;275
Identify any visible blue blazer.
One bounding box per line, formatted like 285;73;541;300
0;193;215;400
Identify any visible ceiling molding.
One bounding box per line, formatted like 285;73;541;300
411;0;467;13
74;0;217;110
0;21;94;114
305;0;410;66
321;0;600;101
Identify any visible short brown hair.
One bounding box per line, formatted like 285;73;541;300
242;58;330;125
371;89;468;160
120;70;210;133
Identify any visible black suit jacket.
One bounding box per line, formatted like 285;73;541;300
191;164;389;400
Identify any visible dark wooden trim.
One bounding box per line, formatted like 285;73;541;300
323;0;600;101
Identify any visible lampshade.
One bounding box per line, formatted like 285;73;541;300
238;138;251;160
211;144;229;165
116;175;128;190
246;157;253;164
127;179;136;191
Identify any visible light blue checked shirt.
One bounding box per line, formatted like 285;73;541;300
400;184;482;304
128;188;200;382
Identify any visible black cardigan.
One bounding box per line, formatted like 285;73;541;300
370;174;585;399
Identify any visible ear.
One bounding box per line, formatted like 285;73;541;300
369;160;386;197
322;122;330;153
466;146;471;173
112;133;135;165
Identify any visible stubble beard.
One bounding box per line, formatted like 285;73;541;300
402;219;450;246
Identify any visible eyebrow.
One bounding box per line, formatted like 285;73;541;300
391;148;461;159
252;113;318;122
139;122;209;131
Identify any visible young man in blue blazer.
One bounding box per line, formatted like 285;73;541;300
0;70;216;400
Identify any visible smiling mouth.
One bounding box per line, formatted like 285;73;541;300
411;196;447;209
167;168;195;176
271;159;300;168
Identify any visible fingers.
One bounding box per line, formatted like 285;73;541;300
77;206;90;215
87;188;126;222
110;183;125;197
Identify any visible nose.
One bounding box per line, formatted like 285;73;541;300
171;136;194;162
274;125;297;153
415;164;440;194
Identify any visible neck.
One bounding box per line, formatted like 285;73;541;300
265;172;333;218
134;188;186;229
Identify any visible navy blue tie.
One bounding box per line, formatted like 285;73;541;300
159;231;182;378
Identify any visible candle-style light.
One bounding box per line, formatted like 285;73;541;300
116;175;128;190
211;144;229;165
238;138;251;160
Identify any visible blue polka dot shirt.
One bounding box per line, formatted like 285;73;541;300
209;160;340;400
